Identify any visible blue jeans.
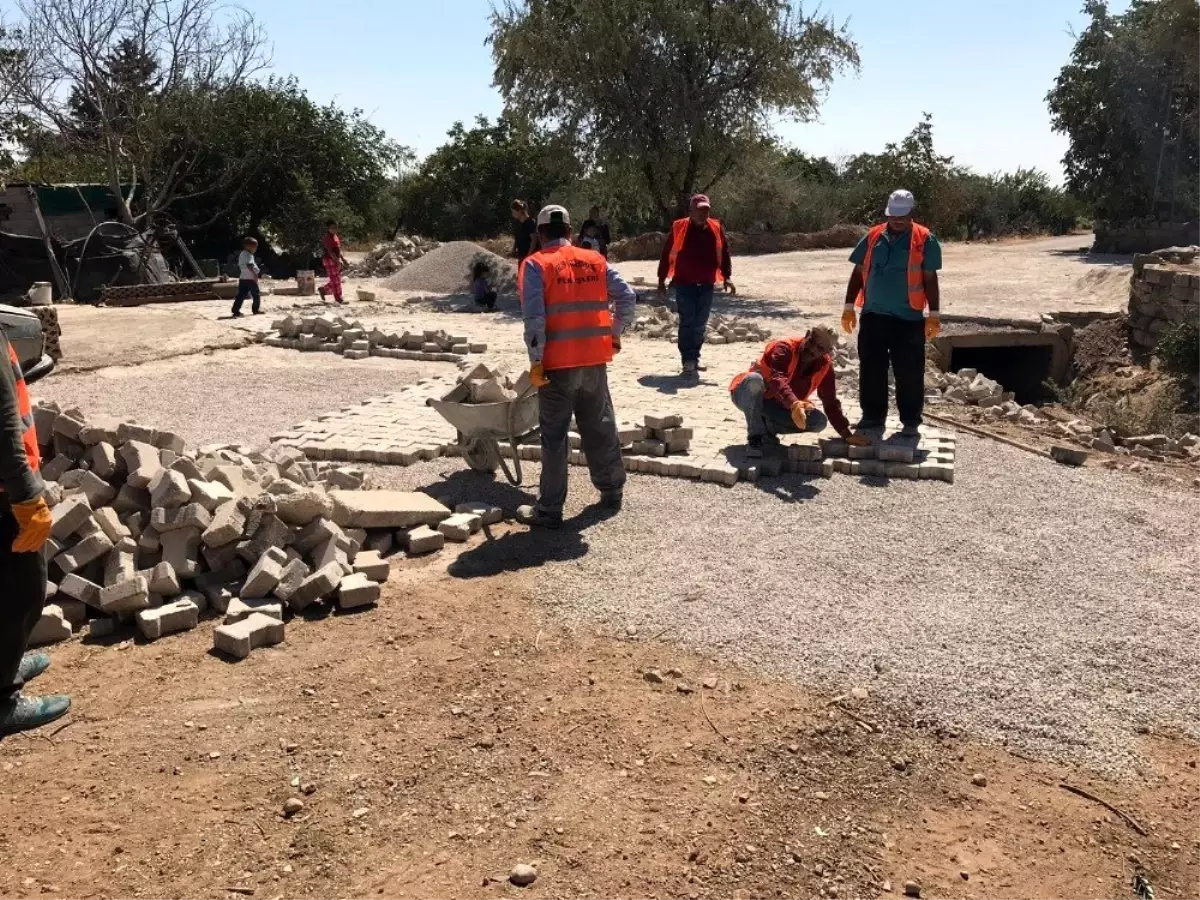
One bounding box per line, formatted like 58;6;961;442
674;283;714;364
731;372;828;439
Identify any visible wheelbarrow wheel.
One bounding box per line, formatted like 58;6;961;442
460;435;499;473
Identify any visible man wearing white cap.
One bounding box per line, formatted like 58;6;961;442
841;189;942;437
516;204;637;529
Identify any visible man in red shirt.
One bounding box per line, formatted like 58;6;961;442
728;326;868;458
657;195;736;382
318;220;349;304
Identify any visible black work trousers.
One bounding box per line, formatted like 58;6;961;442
857;312;926;428
0;502;49;701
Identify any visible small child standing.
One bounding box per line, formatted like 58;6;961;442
579;224;602;252
471;260;497;311
232;236;262;317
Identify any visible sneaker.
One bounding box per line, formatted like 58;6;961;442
230;312;243;318
318;287;328;301
746;436;764;459
516;504;562;530
17;652;50;684
0;694;71;736
597;491;623;511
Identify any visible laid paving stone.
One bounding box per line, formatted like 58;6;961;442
330;490;450;529
137;597;200;641
213;612;285;660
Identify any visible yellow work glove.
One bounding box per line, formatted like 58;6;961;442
924;314;941;340
11;496;52;553
846;434;872;447
841;306;857;334
790;401;808;431
530;362;549;388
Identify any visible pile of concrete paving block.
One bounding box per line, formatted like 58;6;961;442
330;490;500;553
345;234;439;277
441;363;532;404
27;401;406;659
632;303;772;345
926;367;1008;407
263;313;487;362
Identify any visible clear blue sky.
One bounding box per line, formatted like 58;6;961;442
228;1;1127;181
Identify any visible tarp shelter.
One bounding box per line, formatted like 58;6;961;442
0;182;170;302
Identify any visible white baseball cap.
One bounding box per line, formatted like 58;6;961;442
885;190;915;217
536;204;571;226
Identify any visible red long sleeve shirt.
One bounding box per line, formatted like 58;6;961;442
657;220;733;285
763;342;851;438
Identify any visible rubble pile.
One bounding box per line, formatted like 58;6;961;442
346;234;439;277
1047;423;1200;462
631;303;772;344
442;364;532;404
25;402;482;658
263;313;487;361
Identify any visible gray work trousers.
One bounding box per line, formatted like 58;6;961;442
731;371;828;438
536;364;626;516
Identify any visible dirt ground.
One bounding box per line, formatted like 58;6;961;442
1;543;1196;900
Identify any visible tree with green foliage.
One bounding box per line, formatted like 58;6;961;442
489;0;859;227
1047;0;1199;222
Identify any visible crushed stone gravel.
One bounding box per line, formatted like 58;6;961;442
365;435;1199;777
383;241;515;294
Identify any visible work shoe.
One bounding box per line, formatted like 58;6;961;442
516;504;562;530
0;694;71;736
318;287;328;301
17;652;50;684
681;361;699;382
746;436;765;459
900;423;921;438
597;491;623;511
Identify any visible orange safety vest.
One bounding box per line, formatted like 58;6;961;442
666;217;726;284
854;222;931;312
525;244;614;371
2;340;41;490
729;336;832;403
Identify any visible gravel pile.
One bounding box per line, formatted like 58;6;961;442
383;242;515;295
366;440;1200;776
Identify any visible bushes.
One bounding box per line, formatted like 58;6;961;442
1157;321;1200;381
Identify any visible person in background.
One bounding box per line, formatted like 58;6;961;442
231;236;262;318
841;189;943;438
318;220;349;304
657;194;736;382
579;223;603;253
517;205;637;529
578;205;612;257
471;260;497;311
0;329;68;736
512;200;538;264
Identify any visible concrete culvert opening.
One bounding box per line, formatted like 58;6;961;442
934;330;1071;406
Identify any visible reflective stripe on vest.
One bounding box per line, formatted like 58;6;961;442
667;217;725;284
3;341;41;488
854;222;930;312
529;245;614;371
728;337;832;402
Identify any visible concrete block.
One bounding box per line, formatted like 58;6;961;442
152;502;212;533
98;575;150;614
146;561;181;597
52;411;85;441
40;454;74;483
202;463;261;498
136;597;199;641
287;561;343;611
337;572;381;609
55;532;114;574
33;404;59;445
858;460;885;477
330;490;450;529
112;483;151;514
51;495;92;540
160;527;202;578
52;433;84;462
77;417;119;446
819;438;849;458
242;546;287;598
885;462;921;479
179;588;208;614
60;572;101;606
312;534;350;572
88;617;116;638
294;517;340;554
170;456;204;482
273;488;333;526
137;526;160;555
28;605;72;647
243;513;291;557
196;576;237;614
438;512;481;542
104;542;137;587
56;598;87;629
149;468;191;509
788;443;824;462
272;558;310;603
42;481;63;508
92;507;131;543
117;422;157;445
119;440;163;488
202;501;246;548
363;530;394;555
820;458;835;478
154;429;186;455
848;443;877;460
454;501;503;527
644;413;684;430
213;612;285;660
877;444;915;463
919;462;955;483
89;442;119;479
351;550;390;582
405;525;444;555
223;596;284;624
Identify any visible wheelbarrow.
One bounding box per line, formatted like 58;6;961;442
427;384;540;485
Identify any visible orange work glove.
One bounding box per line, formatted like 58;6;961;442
841;306;857;334
11;496;52;553
846;434;873;447
790;401;808;431
530;362;549;388
924;314;941;340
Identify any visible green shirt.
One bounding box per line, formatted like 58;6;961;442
849;228;942;321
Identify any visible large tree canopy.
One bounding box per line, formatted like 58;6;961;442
1047;0;1199;221
489;0;858;227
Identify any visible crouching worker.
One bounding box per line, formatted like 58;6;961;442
729;326;867;458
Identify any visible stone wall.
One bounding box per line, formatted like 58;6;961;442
1094;220;1199;254
1128;248;1200;354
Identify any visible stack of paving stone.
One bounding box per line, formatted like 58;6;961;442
815;430;956;482
26;401;409;659
632;303;772;345
263;313;487;361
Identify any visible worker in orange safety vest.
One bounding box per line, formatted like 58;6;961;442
0;330;69;736
841;189;943;438
516;205;638;529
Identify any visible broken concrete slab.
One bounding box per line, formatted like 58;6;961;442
330;490;450;529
